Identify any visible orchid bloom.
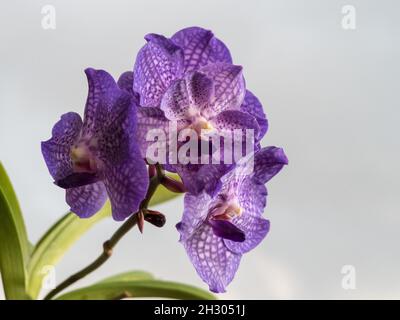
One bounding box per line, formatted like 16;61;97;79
177;147;288;292
41;68;149;220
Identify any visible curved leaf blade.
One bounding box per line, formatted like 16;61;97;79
98;271;154;284
26;201;111;299
0;162;30;299
56;280;216;300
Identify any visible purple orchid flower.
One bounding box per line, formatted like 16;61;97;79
133;27;268;135
176;146;288;292
133;27;232;108
41;68;149;221
131;27;268;194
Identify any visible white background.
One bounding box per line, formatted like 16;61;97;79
0;0;399;299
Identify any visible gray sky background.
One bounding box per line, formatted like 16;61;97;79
0;0;399;299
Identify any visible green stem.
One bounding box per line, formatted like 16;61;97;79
43;169;163;300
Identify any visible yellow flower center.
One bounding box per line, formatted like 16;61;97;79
212;198;243;220
70;143;96;173
189;116;215;139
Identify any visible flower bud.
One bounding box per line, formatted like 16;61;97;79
144;210;166;228
148;165;156;178
137;210;145;233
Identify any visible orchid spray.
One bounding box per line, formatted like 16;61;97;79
0;27;287;300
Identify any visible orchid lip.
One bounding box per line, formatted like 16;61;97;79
55;172;100;189
70;141;98;173
208;219;245;242
209;197;243;221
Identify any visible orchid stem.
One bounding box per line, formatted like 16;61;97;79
43;166;164;300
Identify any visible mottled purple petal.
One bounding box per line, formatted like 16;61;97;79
66;182;107;218
136;106;169;158
174;163;231;196
188;71;215;108
160;72;214;120
208;110;259;166
117;71;140;103
218;146;287;197
199;63;245;116
96;99;149;220
41;112;82;181
103;150;149;221
224;215;270;254
82;68;116;136
83;71;149;220
240;90;268;141
133;34;183;107
160;78;190;120
182;224;241;293
171;27;232;72
117;71;133;92
96;91;137;164
238;179;268;217
253;146;288;184
177;192;211;241
211;110;260;135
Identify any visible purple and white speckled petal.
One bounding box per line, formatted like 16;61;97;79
240;90;268;141
171;27;232;72
176;192;211;241
238;179;268;217
136;106;170;159
82;75;149;220
183;223;241;293
133;34;184;107
117;71;134;92
66;181;108;218
41;112;82;181
160;78;191;120
209;110;259;166
187;72;214;110
96;90;137;165
173;163;231;196
210;110;260;136
117;71;139;103
103;150;149;221
252;146;288;185
224;214;270;254
199;63;245;116
82;68;116;137
161;72;214;120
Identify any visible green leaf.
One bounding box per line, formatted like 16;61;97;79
98;270;154;284
0;162;30;299
26;202;111;299
56;279;216;300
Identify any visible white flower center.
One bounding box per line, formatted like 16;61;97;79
210;197;242;221
70;140;98;173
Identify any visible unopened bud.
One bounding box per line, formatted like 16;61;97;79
144;210;166;228
137;210;145;233
148;165;156;178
